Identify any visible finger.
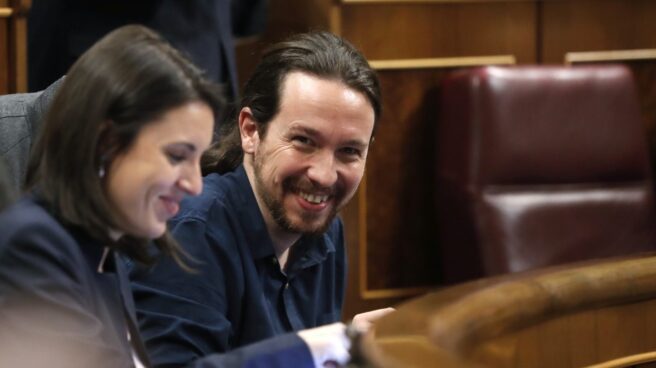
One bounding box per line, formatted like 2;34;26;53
354;307;395;321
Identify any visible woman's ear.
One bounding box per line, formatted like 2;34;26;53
239;107;259;154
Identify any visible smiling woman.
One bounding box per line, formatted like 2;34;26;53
23;24;224;267
106;101;213;239
0;24;221;367
0;25;327;368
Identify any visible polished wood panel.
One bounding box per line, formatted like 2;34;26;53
541;0;656;63
10;0;28;92
370;55;515;69
342;1;534;3
0;0;9;94
237;0;535;86
0;0;28;94
565;49;656;65
364;67;443;291
342;66;450;318
362;255;656;367
340;2;536;61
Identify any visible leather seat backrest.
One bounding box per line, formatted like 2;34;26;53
436;65;656;283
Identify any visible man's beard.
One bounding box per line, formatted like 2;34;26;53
252;153;339;236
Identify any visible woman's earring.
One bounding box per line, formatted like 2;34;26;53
97;154;108;178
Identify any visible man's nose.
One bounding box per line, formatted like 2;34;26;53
307;151;338;188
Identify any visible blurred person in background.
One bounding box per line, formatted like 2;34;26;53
28;0;268;105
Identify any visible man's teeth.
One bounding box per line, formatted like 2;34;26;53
300;191;329;204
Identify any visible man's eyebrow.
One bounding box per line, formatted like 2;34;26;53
288;126;369;147
288;125;320;137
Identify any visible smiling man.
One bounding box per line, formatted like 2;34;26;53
243;70;374;254
130;31;384;367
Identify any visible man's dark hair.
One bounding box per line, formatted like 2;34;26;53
202;31;381;175
25;25;224;265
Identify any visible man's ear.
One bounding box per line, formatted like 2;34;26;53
239;107;259;154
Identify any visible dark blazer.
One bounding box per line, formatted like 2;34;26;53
0;196;313;368
0;196;143;367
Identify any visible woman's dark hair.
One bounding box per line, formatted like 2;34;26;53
201;31;381;175
25;25;224;265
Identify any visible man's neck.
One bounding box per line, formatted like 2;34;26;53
262;208;301;272
268;224;300;254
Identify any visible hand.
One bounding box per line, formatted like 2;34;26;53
297;322;350;367
351;307;395;333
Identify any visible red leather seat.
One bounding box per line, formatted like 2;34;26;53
436;65;656;284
